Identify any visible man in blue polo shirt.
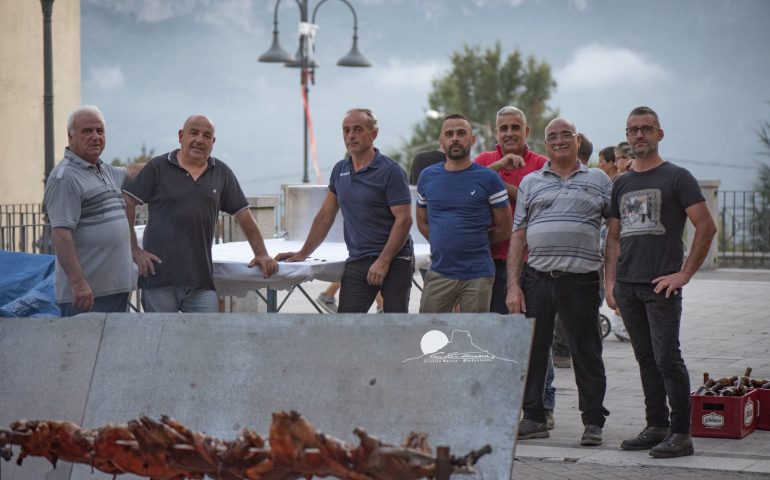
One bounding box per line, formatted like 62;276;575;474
276;108;414;313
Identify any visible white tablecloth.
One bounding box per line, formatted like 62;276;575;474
212;239;431;297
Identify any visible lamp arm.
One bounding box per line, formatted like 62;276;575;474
270;0;303;31
312;0;360;34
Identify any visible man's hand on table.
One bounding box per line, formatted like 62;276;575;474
274;251;308;262
248;254;279;278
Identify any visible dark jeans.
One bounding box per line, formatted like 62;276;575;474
339;256;414;313
490;259;508;314
552;314;571;358
58;291;130;317
614;281;690;433
521;265;608;426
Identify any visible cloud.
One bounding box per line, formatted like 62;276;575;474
556;44;671;92
84;0;256;31
87;65;126;91
368;59;448;89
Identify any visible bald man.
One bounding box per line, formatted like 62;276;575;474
507;117;612;445
123;115;277;312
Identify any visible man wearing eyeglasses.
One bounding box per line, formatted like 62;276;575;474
604;106;716;458
506;117;612;446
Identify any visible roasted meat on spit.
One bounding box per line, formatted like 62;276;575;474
0;410;492;479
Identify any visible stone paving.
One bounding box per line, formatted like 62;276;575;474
281;269;770;478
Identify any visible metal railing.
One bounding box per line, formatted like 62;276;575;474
0;203;241;255
0;204;52;254
717;191;770;267
6;193;770;268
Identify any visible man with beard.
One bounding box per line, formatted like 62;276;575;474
506;117;611;445
276;108;414;313
605;106;716;458
416;114;511;313
123;114;277;312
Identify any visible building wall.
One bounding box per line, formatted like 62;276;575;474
0;0;81;205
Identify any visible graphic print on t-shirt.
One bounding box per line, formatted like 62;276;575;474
619;188;666;236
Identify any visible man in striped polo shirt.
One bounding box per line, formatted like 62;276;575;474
44;106;141;316
506;117;612;445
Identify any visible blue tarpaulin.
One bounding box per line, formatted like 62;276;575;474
0;250;59;317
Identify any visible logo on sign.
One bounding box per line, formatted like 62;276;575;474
744;400;755;427
702;412;724;428
402;329;518;364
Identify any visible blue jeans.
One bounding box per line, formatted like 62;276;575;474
59;291;130;317
490;259;508;314
141;286;219;313
339;257;414;313
614;281;690;433
520;264;608;426
544;351;556;411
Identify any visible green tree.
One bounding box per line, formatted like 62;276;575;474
392;42;557;172
111;143;155;166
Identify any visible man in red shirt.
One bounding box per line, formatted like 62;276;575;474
474;106;548;314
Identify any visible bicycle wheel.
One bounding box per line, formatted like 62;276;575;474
599;313;611;339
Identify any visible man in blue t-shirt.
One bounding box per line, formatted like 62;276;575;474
276;109;414;313
416;114;511;313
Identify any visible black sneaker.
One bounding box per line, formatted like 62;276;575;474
621;426;670;450
517;419;549;440
580;425;603;446
649;433;694;458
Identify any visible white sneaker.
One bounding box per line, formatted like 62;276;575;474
612;313;630;342
316;293;337;314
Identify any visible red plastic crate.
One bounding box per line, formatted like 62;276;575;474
753;388;770;430
691;389;758;439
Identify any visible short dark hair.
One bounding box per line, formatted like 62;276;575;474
442;113;473;132
599;146;616;164
577;133;593;162
443;113;472;124
628;106;660;127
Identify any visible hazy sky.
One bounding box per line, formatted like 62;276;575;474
81;0;770;194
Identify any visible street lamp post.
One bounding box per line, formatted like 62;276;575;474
258;0;372;184
41;0;55;185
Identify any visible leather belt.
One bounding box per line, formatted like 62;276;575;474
529;266;596;278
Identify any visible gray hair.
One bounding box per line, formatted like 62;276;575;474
344;108;378;130
67;105;105;134
615;141;636;158
496;106;527;125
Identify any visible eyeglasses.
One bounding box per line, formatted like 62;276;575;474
626;125;658;137
545;131;576;143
